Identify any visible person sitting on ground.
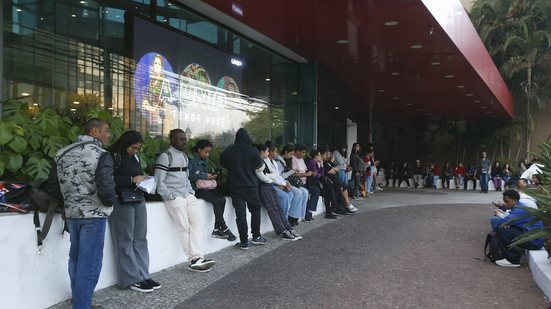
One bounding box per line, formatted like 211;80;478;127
490;190;544;267
464;163;477;190
491;160;504;191
413;160;424;188
454;162;465;190
442;162;453;189
256;144;301;241
306;150;338;219
293;144;320;221
108;130;161;293
323;150;358;213
188;139;236;242
155;129;216;272
396;161;411;188
273;144;308;226
220;128;267;249
385;161;397;188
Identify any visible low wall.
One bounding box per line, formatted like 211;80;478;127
0;198;326;309
528;249;551;299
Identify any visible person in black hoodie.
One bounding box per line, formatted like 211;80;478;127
220;128;267;250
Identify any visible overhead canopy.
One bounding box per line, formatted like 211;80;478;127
196;0;513;120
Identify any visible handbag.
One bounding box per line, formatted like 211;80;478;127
118;187;144;204
286;175;303;188
196;179;217;190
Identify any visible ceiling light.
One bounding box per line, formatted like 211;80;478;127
108;107;114;110
491;116;497;118
80;0;86;3
73;101;80;105
474;100;481;103
21;92;30;96
70;108;77;112
334;106;340;110
16;8;22;12
384;21;399;26
265;78;271;82
457;85;465;88
485;111;492;114
480;106;487;109
427;113;433;116
71;14;77;17
33;103;38;106
466;93;474;96
445;75;454;78
430;61;440;65
337;39;349;44
417;108;424;111
406;103;413;106
410;44;423;49
377;89;385;93
115;15;121;18
390;72;400;76
393;97;400;100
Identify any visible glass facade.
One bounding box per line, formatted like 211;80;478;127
2;0;300;146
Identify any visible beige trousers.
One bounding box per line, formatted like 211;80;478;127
164;195;203;263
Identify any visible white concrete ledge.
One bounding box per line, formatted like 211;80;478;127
528;249;551;299
0;198;326;309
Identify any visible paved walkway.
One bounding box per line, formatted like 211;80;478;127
51;189;548;309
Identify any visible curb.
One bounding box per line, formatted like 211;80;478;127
528;249;551;299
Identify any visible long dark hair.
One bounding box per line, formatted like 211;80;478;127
350;142;359;158
107;130;143;154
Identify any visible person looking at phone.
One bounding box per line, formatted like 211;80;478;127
189;139;236;241
490;190;544;267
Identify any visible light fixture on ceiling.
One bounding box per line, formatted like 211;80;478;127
73;101;80;105
71;14;77;17
417;108;424;111
457;85;465;88
337;39;349;44
430;61;441;65
406;103;413;106
427;25;434;36
390;72;400;76
21;92;30;96
466;93;474;96
265;78;271;81
427;113;433;116
445;75;454;78
33;103;39;106
384;21;399;26
377;89;385;93
80;0;86;3
108;107;114;110
16;8;22;12
70;108;77;112
410;44;423;49
480;106;487;109
474;100;481;103
485;111;492;114
334;106;340;110
393;97;400;100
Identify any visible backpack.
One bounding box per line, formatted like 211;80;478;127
0;181;32;213
29;141;93;252
484;232;504;262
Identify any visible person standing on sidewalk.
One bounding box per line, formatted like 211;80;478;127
220;128;267;249
188;139;236;241
478;152;491;193
154;129;216;272
54;118;118;309
107;130;161;293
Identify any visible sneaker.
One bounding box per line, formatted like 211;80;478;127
347;205;358;212
333;210;348;216
145;278;161;290
130;281;154;293
375;187;383;191
290;229;302;240
303;217;314;222
235;242;250;250
495;258;520;268
189;258;216;272
345;209;356;215
211;229;229;239
281;230;297;241
222;229;237;241
252;236;268;245
324;213;338;219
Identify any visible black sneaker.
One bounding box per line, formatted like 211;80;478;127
189;258;216;272
324;213;338;219
211;229;229;239
281;230;297;241
252;236;268;245
235;242;249;250
333;210;348;216
222;229;237;241
145;278;161;290
130;281;154;293
290;229;302;240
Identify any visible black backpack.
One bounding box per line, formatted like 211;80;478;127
29;141;93;252
484;232;504;262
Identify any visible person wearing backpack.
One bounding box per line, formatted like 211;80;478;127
154;129;216;272
107;130;161;293
491;190;544;267
53;118;118;309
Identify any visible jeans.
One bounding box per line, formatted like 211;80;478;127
352;173;361;197
365;174;374;193
230;187;262;243
433;176;440;188
67;218;107;309
496;226;541;264
273;184;293;218
108;201;149;289
455;176;464;189
164;195;203;262
195;189;228;230
480;173;489;192
338;170;347;186
289;186;308;219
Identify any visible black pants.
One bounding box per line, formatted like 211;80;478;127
464;175;476;190
396;177;410;187
321;183;339;214
195;189;227;231
496;226;540;264
230;187;262;244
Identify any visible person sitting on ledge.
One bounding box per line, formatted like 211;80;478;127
491;190;544;268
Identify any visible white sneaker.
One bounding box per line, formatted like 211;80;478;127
347;205;358;212
495;258;520;268
375;187;383;191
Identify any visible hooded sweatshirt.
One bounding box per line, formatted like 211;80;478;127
220;128;264;190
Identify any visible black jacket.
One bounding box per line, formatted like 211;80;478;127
220;128;264;190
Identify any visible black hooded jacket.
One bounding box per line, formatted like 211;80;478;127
220;128;264;189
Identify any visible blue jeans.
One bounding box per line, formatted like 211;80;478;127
67;218;107;309
338;170;347;186
365;174;374;193
289;186;308;219
273;184;293;218
480;173;489;192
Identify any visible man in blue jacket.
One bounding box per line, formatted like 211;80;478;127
492;190;544;267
